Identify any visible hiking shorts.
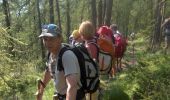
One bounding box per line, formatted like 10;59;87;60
165;35;170;49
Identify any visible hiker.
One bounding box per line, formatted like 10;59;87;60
97;26;116;78
79;21;98;60
110;24;127;72
79;21;99;100
162;17;170;54
110;24;121;35
70;29;84;45
36;24;85;100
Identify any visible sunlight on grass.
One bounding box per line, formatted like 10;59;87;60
147;64;159;73
43;81;54;100
126;83;140;98
119;73;127;79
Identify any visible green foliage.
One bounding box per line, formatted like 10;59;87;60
106;34;170;100
133;53;170;100
106;53;170;99
0;27;43;99
103;85;130;100
1;0;170;99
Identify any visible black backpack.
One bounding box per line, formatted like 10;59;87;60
57;43;100;93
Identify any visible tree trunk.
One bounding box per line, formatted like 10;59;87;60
104;0;113;26
66;0;71;43
2;0;15;56
2;0;11;28
102;0;106;25
37;0;45;60
80;1;85;22
97;0;103;28
56;0;62;32
151;0;164;51
90;0;97;29
49;0;54;23
160;0;166;41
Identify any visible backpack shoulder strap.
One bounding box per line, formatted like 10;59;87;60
73;44;99;91
86;41;99;61
57;44;84;71
57;44;72;71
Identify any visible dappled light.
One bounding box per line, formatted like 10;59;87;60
0;0;170;100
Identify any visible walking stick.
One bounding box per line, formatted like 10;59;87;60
35;79;42;100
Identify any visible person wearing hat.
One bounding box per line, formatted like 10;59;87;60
70;30;84;45
110;24;121;35
36;24;84;100
97;25;116;78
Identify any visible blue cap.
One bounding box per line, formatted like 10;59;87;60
39;24;61;37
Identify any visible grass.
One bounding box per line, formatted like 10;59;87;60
1;32;170;100
102;33;170;100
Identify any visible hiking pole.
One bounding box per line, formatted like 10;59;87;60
35;79;43;100
34;79;40;100
53;93;58;100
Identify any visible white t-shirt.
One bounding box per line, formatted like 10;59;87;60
48;49;81;95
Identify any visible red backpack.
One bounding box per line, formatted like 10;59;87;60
114;33;127;58
96;26;115;74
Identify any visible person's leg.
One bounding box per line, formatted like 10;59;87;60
85;90;99;100
76;88;85;100
166;36;170;54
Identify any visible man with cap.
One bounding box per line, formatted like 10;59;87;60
36;24;84;100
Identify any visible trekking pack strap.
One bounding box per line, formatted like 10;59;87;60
57;44;89;89
57;46;70;71
100;52;113;75
71;47;87;89
86;41;99;62
73;44;99;92
57;44;99;93
57;44;86;73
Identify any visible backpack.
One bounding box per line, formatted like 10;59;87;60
114;33;127;58
57;43;100;93
95;26;115;74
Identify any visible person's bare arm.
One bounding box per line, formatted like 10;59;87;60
66;74;78;100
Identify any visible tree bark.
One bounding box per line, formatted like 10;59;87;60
2;0;11;28
66;0;71;43
37;0;45;60
102;0;106;25
49;0;54;23
160;0;166;41
2;0;15;56
56;0;62;32
90;0;97;29
80;1;85;22
151;0;164;51
97;0;103;28
104;0;113;26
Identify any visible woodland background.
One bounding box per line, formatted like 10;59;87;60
0;0;170;100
